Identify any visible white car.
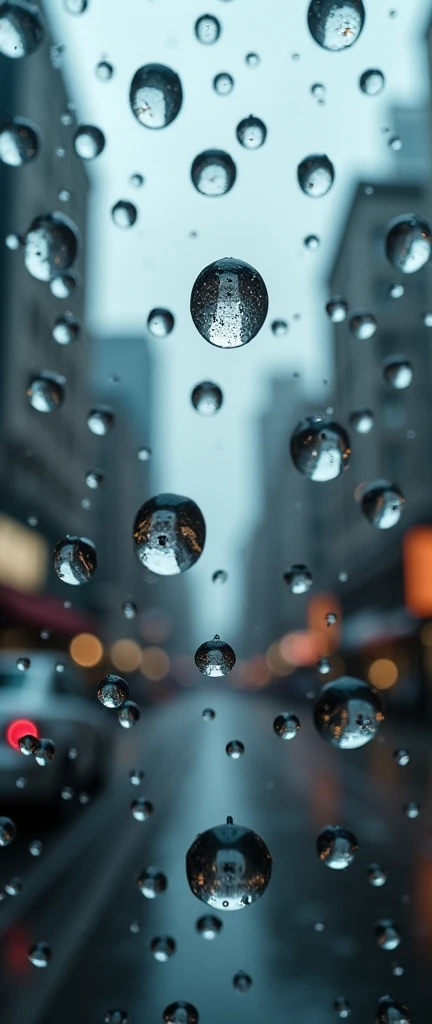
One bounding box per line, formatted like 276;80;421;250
0;652;113;803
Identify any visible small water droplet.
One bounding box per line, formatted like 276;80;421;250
111;200;137;228
213;72;233;95
137;867;167;898
28;941;51;968
236;115;267;149
118;701;140;729
53;536;97;585
195;637;236;677
298;154;334;197
374;919;401;950
191;381;223;414
361;480;405;530
130;64;183;129
317;825;358;870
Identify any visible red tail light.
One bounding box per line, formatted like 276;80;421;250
6;719;39;751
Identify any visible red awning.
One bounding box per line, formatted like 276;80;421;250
0;584;98;635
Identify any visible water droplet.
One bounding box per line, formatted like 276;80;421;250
60;109;74;126
137;867;167;898
150;935;176;961
87;407;114;436
195;637;236;677
326;297;348;322
314;921;325;932
74;124;105;160
385;214;432;274
271;319;288;336
226;740;244;759
52;311;80;345
163;1003;198;1024
326;612;337;626
290;416;350;482
0;117;40;165
339;570;348;582
190;257;268;348
273;712;300;740
97;674;129;709
85;469;103;490
130;64;183;129
195;13;220;43
129;769;144;785
383;356;412;390
304;234;320;250
233;971;252;992
367;863;388;887
18;733;39;756
28;941;51;967
6;232;21;250
191;381;223;414
122;600;137;620
196;914;222;938
314;677;384;748
27;372;65;413
68;746;78;759
389;135;402;151
360;69;385;96
375;996;410;1024
50;273;76;299
283;564;312;594
311;82;326;100
403;801;420;819
317;825;358;870
16;656;30;672
245;51;260;67
118;700;140;729
137;445;151;461
104;1013;127;1024
394;748;410;766
0;1;44;58
349;312;377;339
131;797;153;821
129;173;144;189
58;188;71;203
334;997;351;1019
361;480;405;530
111;200;137;228
374;919;401;951
133;493;206;575
391;964;405;978
212;570;228;585
4;876;21;896
350;407;374;434
56;146;66;159
96;59;113;80
213;72;233;95
298;154;334;197
236;115;267;150
34;738;55;766
191;149;236;197
186;820;272;911
15;776;27;789
389;281;404;299
29;839;43;856
64;0;87;11
24;212;78;281
316;657;332;675
147;308;174;337
53;536;96;585
308;0;365;51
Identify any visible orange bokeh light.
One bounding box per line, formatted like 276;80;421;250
404;527;432;617
69;633;103;668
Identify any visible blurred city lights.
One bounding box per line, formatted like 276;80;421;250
368;658;398;689
111;639;142;672
140;646;170;681
265;642;293;676
0;514;48;592
420;621;432;647
69;633;103;667
404;527;432;616
279;630;323;667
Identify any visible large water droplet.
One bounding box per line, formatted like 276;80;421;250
87;406;114;435
147;308;174;337
195;14;220;43
137;867;167;898
314;677;384;748
0;117;40;165
360;69;385;95
18;733;39;755
111;200;137;228
385;214;432;274
375;996;410;1024
97;675;128;709
350;407;374;434
298;154;334;197
191;382;223;415
308;0;365;51
28;941;51;967
27;372;65;413
191;149;236;196
383;356;412;390
186;819;272;911
195;636;236;676
273;712;300;739
0;1;44;58
150;935;176;961
283;564;312;594
130;64;183;129
374;920;401;951
367;863;388;887
290;416;350;482
0;817;16;846
213;72;233;95
53;536;96;585
133;493;206;575
118;701;140;729
236;115;267;149
73;124;105;159
24;212;78;281
190;257;268;348
361;480;405;529
316;825;358;869
163;1003;198;1024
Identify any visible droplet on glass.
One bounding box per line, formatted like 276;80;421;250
316;825;358;870
308;0;365;50
64;0;87;11
191;149;236;197
283;564;312;594
191;381;223;415
271;319;288;336
130;64;183;129
147;308;174;337
85;469;103;490
383;356;412;390
394;748;410;766
50;273;76;299
195;14;220;43
0;117;40;165
96;59;113;80
374;920;401;951
137;867;167;898
326;612;337;626
6;231;21;249
0;1;44;58
97;674;129;709
122;599;137;620
73;124;105;160
53;536;96;585
27;372;65;413
131;797;153;821
361;480;405;530
389;281;404;298
195;636;236;677
367;863;388;887
213;72;233;95
326;297;348;322
298;154;334;198
129;768;144;785
18;733;39;756
202;708;216;722
163;1004;198;1024
316;656;332;675
52;311;80;345
150;936;176;961
403;801;420;819
196;914;222;939
111;200;137;228
385;214;432;274
311;82;326;100
375;996;410;1024
0;817;16;846
334;997;351;1019
314;677;384;748
236;115;267;150
190;257;268;348
233;971;252;992
290;416;350;482
304;234;320;250
273;712;300;740
350;407;374;434
360;69;385;96
389;135;402;151
28;941;51;967
29;838;43;856
245;51;260;66
133;493;206;575
16;656;30;672
130;172;144;188
87;407;114;436
212;570;228;585
24;212;78;281
186;819;272;911
349;312;377;339
104;1013;127;1024
226;740;244;759
118;701;140;729
35;738;55;766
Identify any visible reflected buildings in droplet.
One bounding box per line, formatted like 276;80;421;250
326;297;348;322
195;636;236;677
316;825;358;869
190;257;268;348
186;818;272;911
133;493;206;575
130;64;183;129
349;407;374;434
87;407;115;436
213;72;233;95
290;416;350;482
0;1;44;58
53;536;97;585
111;200;137;228
383;356;412;390
28;941;51;967
367;863;388;887
236;116;267;150
150;936;176;961
226;740;244;759
273;712;300;740
73;124;105;159
195;14;220;43
349;312;377;339
374;920;401;951
375;996;410;1024
97;674;129;709
191;150;236;197
233;971;252;993
35;738;55;766
0;817;16;846
163;1003;198;1024
298;154;334;197
191;382;223;415
361;480;405;529
283;564;313;594
308;0;365;51
360;69;385;95
147;308;174;337
24;212;78;281
137;867;167;898
314;677;384;748
385;214;432;274
0;117;40;165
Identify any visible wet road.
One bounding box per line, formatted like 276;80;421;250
0;691;430;1024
